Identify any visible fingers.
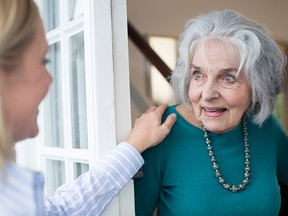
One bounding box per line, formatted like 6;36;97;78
126;105;176;153
146;104;177;138
160;113;177;134
138;104;168;119
154;104;168;114
145;105;157;113
164;113;177;129
137;106;156;118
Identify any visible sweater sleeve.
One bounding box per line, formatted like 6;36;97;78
43;142;144;216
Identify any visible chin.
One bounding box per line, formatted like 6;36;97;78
30;127;39;138
25;125;39;140
205;126;223;134
201;121;225;134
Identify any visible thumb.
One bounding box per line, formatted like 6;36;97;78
159;113;177;136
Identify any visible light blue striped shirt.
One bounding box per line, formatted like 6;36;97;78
0;142;144;216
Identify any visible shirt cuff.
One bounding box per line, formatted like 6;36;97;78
93;142;144;189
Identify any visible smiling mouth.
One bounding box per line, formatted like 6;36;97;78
203;107;226;112
202;107;227;117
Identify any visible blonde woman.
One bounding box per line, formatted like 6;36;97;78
0;0;177;215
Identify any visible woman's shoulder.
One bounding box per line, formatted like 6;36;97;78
162;104;178;118
1;162;44;188
148;104;201;151
249;114;286;138
263;114;285;132
0;163;44;215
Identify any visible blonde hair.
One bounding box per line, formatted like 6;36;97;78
0;0;39;168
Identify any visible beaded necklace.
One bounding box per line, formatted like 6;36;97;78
201;116;251;192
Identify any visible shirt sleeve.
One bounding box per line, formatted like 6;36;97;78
43;142;144;216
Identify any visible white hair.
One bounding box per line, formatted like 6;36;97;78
171;9;287;125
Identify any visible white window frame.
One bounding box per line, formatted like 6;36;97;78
17;0;134;215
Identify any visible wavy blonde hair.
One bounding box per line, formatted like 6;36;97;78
0;0;39;169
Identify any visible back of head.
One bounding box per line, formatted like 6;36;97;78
171;9;287;126
0;0;39;70
0;0;39;169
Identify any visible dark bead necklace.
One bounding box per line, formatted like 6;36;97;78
201;116;251;192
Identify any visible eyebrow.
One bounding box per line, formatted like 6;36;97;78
190;64;238;73
190;64;200;70
220;68;239;73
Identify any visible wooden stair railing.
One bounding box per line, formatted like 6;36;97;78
127;21;172;82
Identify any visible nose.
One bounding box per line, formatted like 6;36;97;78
201;79;220;101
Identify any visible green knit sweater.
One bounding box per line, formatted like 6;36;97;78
134;105;288;216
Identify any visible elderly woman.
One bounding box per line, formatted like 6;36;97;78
134;10;288;216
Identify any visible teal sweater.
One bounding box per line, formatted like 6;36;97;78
134;105;288;216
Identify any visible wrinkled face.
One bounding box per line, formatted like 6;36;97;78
1;17;52;142
188;40;252;133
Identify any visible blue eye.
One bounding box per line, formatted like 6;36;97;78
223;75;236;83
192;71;204;80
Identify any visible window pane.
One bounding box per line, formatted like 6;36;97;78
69;32;88;149
46;159;65;196
73;162;89;179
68;0;84;21
43;0;60;32
44;42;64;148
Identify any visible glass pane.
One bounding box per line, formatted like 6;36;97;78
68;0;84;21
69;32;88;149
43;0;60;32
73;162;89;179
46;159;65;196
44;42;64;148
273;92;285;128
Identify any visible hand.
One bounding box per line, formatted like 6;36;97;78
126;104;177;153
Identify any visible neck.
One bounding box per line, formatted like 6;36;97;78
176;104;202;129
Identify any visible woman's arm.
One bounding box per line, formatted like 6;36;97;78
44;142;143;215
43;105;176;215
